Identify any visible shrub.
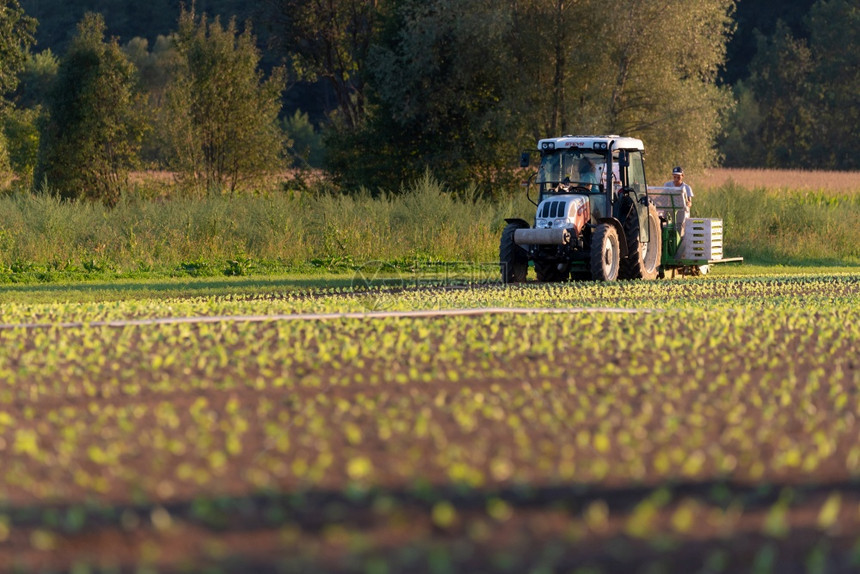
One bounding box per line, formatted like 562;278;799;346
34;13;144;206
160;9;286;194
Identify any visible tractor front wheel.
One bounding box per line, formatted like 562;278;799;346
500;222;529;284
590;223;620;281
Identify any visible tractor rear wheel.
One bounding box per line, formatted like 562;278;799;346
620;198;661;280
589;223;620;281
500;222;529;284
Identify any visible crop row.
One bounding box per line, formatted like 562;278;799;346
0;273;857;324
0;273;857;570
0;277;856;504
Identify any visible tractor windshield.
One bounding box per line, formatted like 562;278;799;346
537;149;606;194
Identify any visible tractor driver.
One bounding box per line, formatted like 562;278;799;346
578;157;599;190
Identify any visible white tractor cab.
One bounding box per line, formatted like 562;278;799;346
500;135;741;283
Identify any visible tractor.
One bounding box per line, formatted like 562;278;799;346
500;135;741;283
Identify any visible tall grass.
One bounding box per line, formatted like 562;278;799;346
0;177;855;280
0;175;533;278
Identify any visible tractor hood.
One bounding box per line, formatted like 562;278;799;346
535;195;590;235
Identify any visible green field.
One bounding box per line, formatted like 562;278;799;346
0;174;857;571
0;271;858;572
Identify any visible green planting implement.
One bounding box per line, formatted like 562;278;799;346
648;190;744;278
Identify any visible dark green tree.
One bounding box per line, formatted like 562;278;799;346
540;0;733;175
34;12;145;204
0;0;36;186
722;0;816;84
2;106;40;182
160;9;286;192
0;0;36;109
717;80;765;167
261;0;384;130
19;0;251;54
0;130;11;189
746;22;815;167
123;35;182;167
349;0;517;189
282;110;324;168
12;49;59;110
806;0;860;169
123;35;179;100
329;0;735;189
5;49;55;185
720;0;859;170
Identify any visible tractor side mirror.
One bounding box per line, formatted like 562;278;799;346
520;152;530;168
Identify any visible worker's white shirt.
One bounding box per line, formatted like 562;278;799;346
663;181;693;214
663;182;693;201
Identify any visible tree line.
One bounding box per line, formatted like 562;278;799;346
2;4;285;202
275;0;736;189
0;0;856;206
720;0;860;169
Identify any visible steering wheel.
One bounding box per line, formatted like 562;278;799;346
568;186;591;194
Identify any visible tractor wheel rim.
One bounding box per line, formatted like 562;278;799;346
643;238;656;270
602;236;617;275
641;215;659;271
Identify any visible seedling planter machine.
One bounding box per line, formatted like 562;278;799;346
500;135;742;283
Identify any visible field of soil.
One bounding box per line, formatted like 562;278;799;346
0;274;858;572
699;168;860;191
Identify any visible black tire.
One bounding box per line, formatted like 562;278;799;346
589;223;620;281
500;222;529;284
619;197;661;280
535;259;568;282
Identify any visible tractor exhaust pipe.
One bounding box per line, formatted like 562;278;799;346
514;228;571;245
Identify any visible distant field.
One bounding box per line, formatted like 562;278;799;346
700;168;860;191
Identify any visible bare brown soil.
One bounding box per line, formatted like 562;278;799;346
3;491;859;573
699;168;860;191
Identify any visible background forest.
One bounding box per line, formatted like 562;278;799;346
0;0;858;202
